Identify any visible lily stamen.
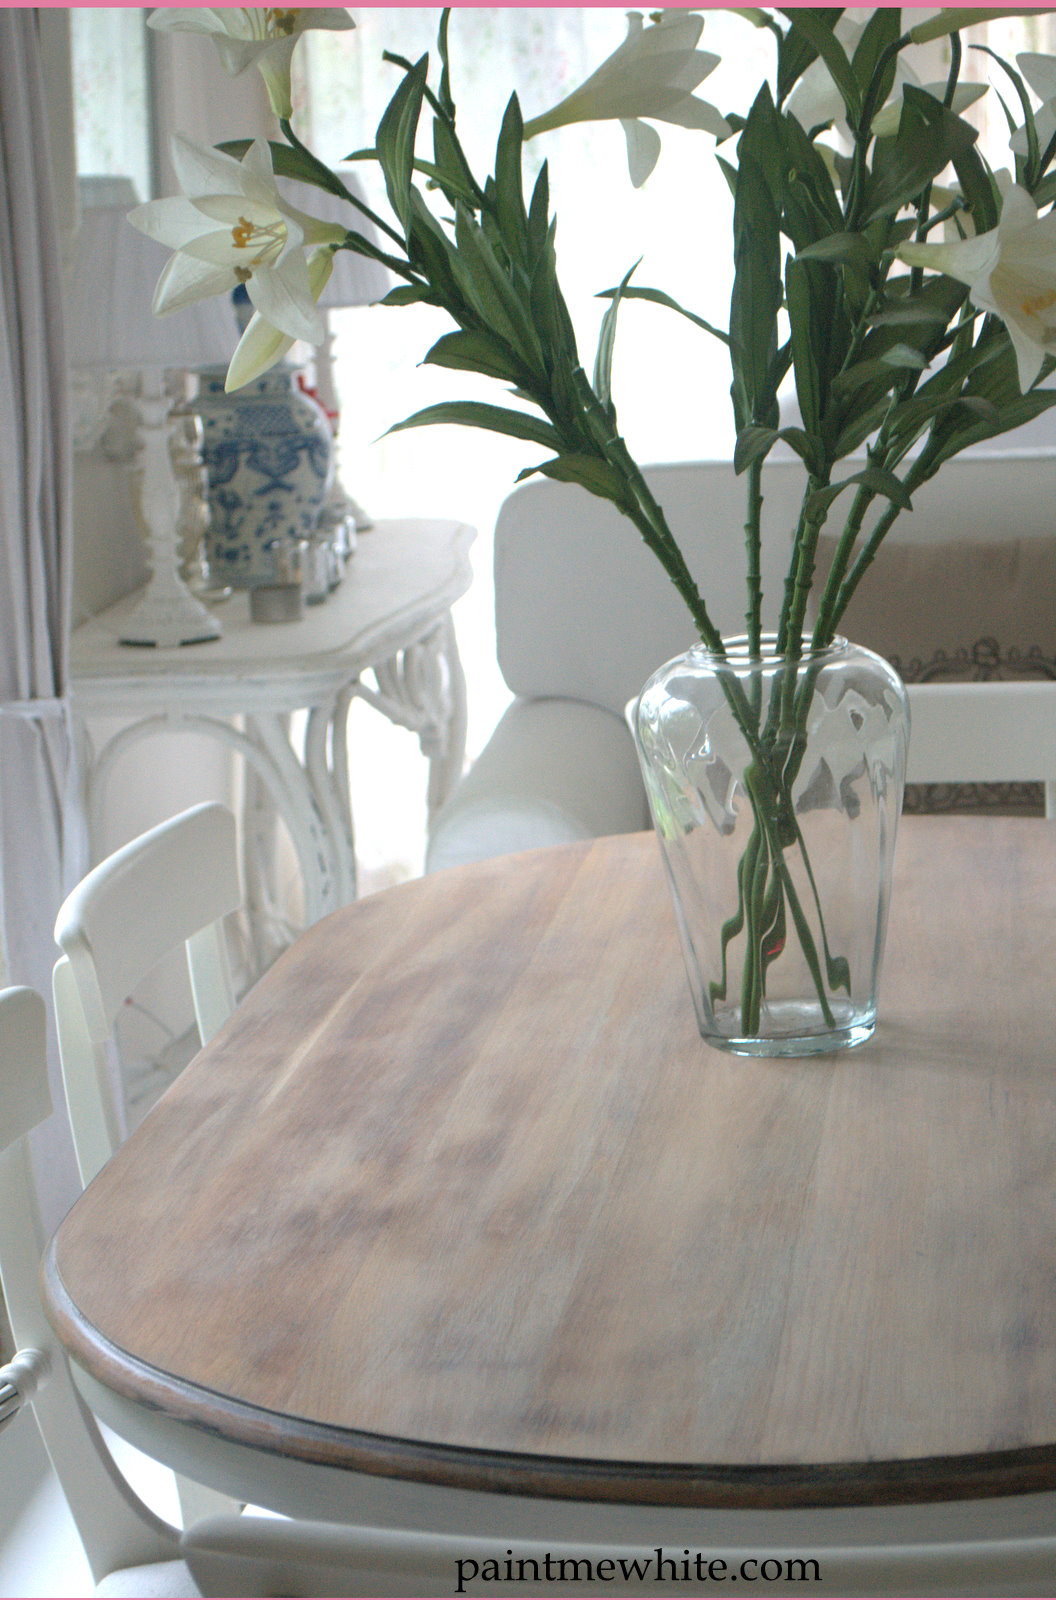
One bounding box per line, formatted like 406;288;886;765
264;9;300;38
229;215;287;263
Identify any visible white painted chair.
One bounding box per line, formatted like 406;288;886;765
0;984;202;1593
51;802;241;1528
8;997;1056;1592
427;460;1056;870
52;801;240;1190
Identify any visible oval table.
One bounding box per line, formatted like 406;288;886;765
41;817;1056;1573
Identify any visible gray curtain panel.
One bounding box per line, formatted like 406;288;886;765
0;9;81;1229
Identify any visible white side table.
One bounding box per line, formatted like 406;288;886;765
69;519;475;968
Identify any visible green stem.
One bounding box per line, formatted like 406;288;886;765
745;458;764;659
279;119;407;248
828;447;938;628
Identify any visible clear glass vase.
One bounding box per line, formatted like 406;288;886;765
632;635;910;1057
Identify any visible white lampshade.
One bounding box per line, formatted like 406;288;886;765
277;168;391;309
69;176;240;372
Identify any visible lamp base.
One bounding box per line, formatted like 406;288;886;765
123;376;223;648
119;580;222;648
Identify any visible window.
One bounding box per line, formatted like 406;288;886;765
70;7;153;203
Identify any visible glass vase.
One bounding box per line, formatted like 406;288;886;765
632;636;909;1057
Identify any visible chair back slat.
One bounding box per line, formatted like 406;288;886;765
54;802;239;1040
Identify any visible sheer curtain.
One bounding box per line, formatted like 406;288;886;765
0;8;81;1230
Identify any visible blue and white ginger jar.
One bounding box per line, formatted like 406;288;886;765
195;365;334;588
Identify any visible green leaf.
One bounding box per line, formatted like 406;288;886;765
517;453;631;503
453;203;543;370
829;356;903;401
776;107;844;250
909;9;1050;46
734;425;779;474
436;7;455;118
851;6;902;106
863;86;979;224
779;8;862;125
868;303;950;328
593;262;638;413
733;422;824;476
880;343;929;369
430;118;479;207
797;231;875;266
376;57;428;230
716;153;739;202
528;218;581;404
379;284;437;308
785;255;822;435
951;139;999;234
830;396;893;460
1032;170;1056;210
775;425;823;475
775;8;828;109
595;284;730;347
730;109;783;429
405;189;463;307
971;43;1038;181
422;330;525;383
493;93;529;262
848;464;913;510
527;161;550;262
387;400;563;451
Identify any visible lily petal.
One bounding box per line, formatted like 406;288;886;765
621;119;662;189
898;172;1056;392
148;7;354;121
151;252;239;316
226;315;297;392
226;247;335;391
247;252;325;344
523;8;728;176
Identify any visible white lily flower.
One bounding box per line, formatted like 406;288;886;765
1010;53;1056;158
786;10;872;132
899;171;1056;391
128;136;347;347
869;65;986;139
787;9;985;138
522;10;730;189
226;247;335;391
147;8;354;121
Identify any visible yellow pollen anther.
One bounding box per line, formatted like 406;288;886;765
1021;288;1056;317
231;217;255;249
266;8;299;36
234;266;252;284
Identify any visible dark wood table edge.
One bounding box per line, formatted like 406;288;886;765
41;1240;1056;1512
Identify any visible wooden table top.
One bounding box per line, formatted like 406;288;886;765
43;817;1056;1510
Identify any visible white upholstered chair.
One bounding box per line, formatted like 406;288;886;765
427;458;1056;871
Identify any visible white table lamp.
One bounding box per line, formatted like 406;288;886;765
69;176;240;647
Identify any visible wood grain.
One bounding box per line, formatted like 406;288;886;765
42;819;1056;1507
